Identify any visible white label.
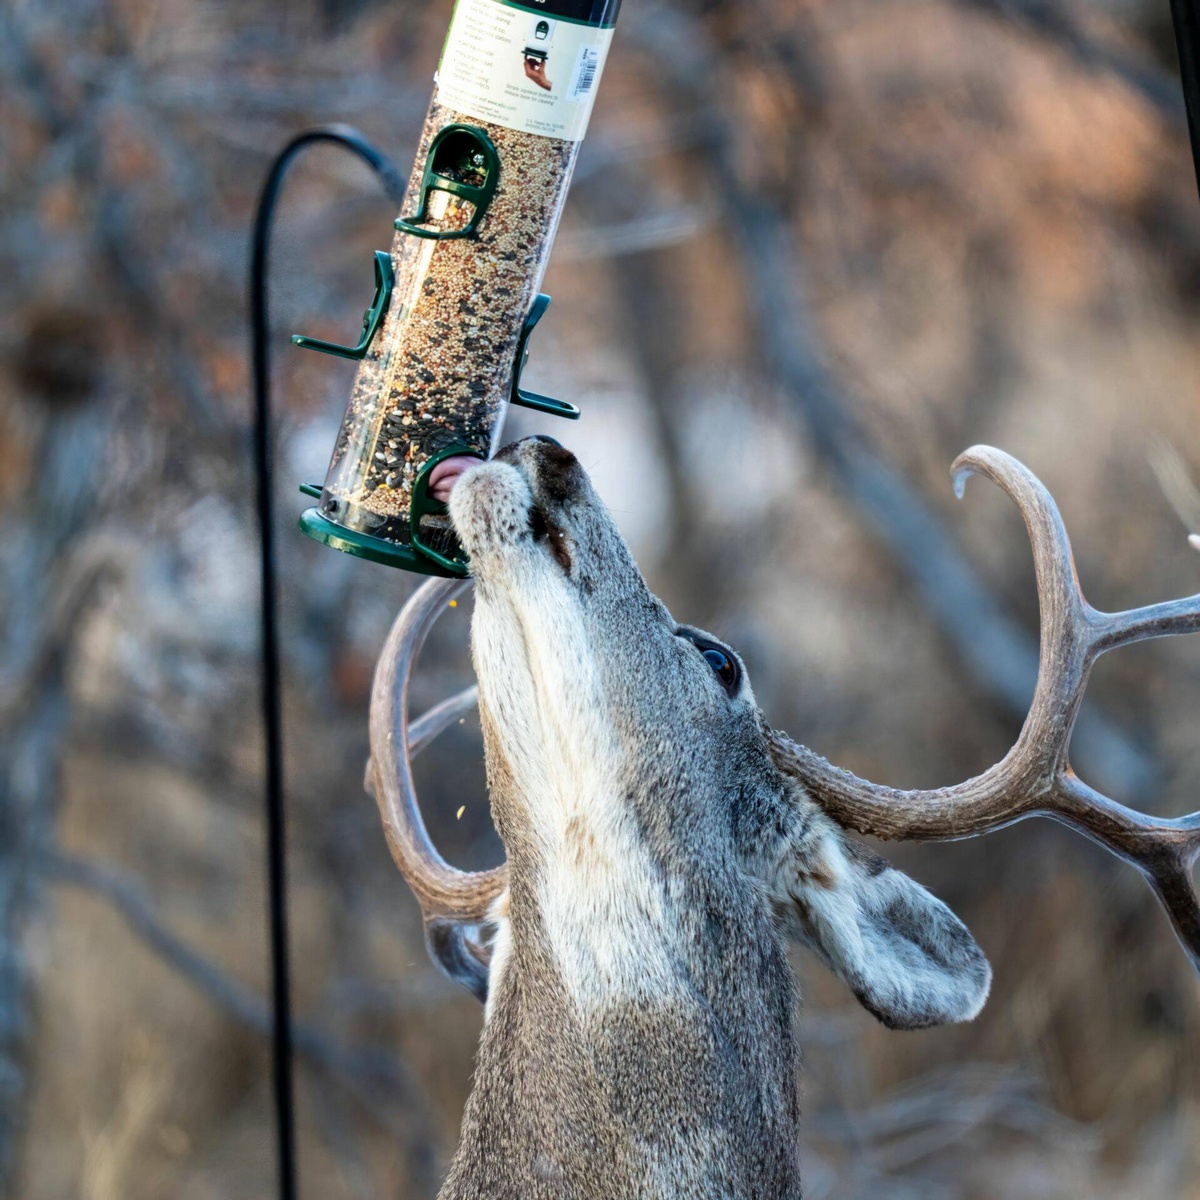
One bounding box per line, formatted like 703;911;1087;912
437;0;614;142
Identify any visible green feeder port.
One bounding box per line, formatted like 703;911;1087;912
395;124;500;242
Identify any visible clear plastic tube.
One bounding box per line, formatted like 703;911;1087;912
315;98;579;564
304;0;622;572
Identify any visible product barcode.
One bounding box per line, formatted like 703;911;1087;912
572;49;599;99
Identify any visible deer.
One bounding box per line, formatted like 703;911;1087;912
365;436;1200;1199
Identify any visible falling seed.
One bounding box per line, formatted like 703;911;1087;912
456;806;466;820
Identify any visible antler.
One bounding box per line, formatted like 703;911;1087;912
770;445;1200;975
367;577;507;1001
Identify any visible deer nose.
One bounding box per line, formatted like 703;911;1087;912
496;434;564;463
495;436;577;476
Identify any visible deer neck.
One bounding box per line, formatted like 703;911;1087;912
457;606;802;1197
479;702;681;1018
456;731;803;1200
471;588;785;1018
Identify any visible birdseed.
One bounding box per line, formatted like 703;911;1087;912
317;94;579;549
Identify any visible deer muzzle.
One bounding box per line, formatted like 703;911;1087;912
448;438;582;571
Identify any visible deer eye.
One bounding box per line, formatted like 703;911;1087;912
677;629;741;697
703;648;738;690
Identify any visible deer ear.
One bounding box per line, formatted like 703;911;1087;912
782;826;991;1030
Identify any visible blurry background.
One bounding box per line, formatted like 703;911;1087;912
2;0;1200;1195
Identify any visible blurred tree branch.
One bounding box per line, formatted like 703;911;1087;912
0;405;115;1195
959;0;1187;126
43;850;438;1188
1;5;228;445
626;2;1163;799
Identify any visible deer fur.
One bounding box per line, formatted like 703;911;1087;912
436;436;991;1200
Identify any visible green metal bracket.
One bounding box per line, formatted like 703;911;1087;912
510;293;580;420
409;443;486;576
395;124;500;241
292;251;394;361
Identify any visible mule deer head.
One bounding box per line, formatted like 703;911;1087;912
366;438;1199;1198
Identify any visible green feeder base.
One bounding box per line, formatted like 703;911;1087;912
298;503;461;578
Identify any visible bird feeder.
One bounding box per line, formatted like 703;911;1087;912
295;0;623;577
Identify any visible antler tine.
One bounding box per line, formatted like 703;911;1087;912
1053;772;1200;974
1090;594;1200;652
368;578;507;999
773;445;1200;975
950;445;1093;782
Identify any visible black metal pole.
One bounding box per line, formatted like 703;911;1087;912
249;126;402;1200
1168;0;1200;202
